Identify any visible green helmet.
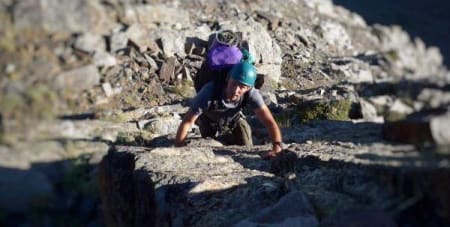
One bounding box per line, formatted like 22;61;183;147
229;62;257;87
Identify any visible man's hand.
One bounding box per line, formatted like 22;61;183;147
262;142;283;159
174;140;187;147
254;105;283;160
174;109;199;147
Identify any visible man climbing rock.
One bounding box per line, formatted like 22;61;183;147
174;61;283;159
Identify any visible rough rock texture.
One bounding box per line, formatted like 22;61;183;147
122;4;191;28
235;191;319;227
220;18;283;88
384;108;450;146
99;145;290;226
1;0;450;226
13;0;116;34
0;167;53;212
54;64;101;92
99;134;450;226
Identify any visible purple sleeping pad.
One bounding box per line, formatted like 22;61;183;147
207;44;243;70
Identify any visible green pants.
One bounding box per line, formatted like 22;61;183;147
197;115;253;146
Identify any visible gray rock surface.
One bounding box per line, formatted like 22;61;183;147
74;33;106;54
109;30;129;53
0;168;53;212
99;133;450;226
93;51;117;67
235;191;319;227
14;0;115;34
359;99;380;121
122;4;191;28
99;145;275;226
221;18;283;87
54;64;101;92
2;0;450;226
143;114;182;136
430;112;450;145
155;25;211;57
124;23;159;53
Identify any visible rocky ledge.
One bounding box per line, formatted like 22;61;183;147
99;131;450;226
1;0;450;226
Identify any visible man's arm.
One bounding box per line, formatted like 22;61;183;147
175;109;200;147
254;105;283;158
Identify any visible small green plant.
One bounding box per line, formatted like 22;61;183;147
283;61;297;79
298;99;352;123
274;111;295;128
122;94;140;107
385;50;399;61
169;80;196;98
385;111;407;122
0;85;58;121
25;85;58;119
63;154;97;196
0;93;26;119
116;131;154;146
102;111;130;123
0;14;16;52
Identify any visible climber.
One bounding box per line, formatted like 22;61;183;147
174;61;283;159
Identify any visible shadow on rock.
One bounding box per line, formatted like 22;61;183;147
98;145;324;226
282;120;385;145
0;156;103;227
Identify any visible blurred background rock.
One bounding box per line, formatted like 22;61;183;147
0;0;449;226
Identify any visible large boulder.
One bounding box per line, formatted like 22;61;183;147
221;19;283;88
122;23;211;57
316;20;354;55
143;114;182;136
373;25;446;80
121;4;191;29
329;58;374;83
99;145;286;227
0;140;108;213
54;64;100;92
99;133;450;227
74;32;107;54
151;25;211;57
384;109;450;146
13;0;116;35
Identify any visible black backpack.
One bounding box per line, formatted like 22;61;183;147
193;31;263;93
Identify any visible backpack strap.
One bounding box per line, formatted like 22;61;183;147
205;82;252;133
241;90;250;109
207;82;223;112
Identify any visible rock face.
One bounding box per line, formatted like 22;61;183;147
99;145;308;226
2;0;450;226
99;147;157;227
13;0;115;34
221;19;283;87
122;4;191;28
0;167;53;212
235;191;319;227
383;109;450;146
54;64;101;92
99;135;450;226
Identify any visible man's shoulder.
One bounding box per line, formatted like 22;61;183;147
196;82;215;97
245;87;265;109
247;87;262;98
189;82;217;113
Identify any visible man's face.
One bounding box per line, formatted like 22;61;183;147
225;78;251;101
